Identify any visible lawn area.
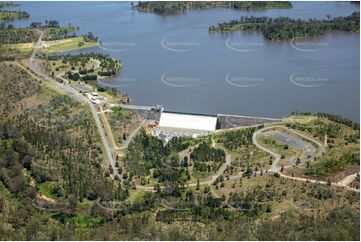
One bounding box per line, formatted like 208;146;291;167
37;182;60;201
257;133;298;159
0;42;35;59
43;36;98;53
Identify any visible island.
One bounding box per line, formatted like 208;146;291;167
0;2;360;240
209;11;360;40
134;1;292;15
0;2;29;22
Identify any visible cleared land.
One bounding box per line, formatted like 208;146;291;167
42;36;98;53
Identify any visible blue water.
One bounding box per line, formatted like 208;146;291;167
8;1;360;121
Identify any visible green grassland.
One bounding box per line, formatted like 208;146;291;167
0;42;34;59
43;36;98;53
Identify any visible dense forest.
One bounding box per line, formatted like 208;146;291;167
215;127;257;150
209;11;360;40
0;57;359;242
134;1;292;14
0;63;128;239
191;142;226;173
0;1;360;239
0;10;29;22
0;25;39;45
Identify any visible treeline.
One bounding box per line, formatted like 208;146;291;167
306;151;360;177
292;111;360;130
190;142;226;173
126;129;165;176
134;1;292;14
0;25;39;45
190;142;225;163
0;63;127;238
47;53;121;81
209;12;360;40
0;10;29;21
29;20;81;41
215;127;256;150
126;131;203;179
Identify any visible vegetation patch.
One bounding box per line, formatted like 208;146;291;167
134;1;292;15
45;52;121;82
209;12;360;40
105;107;143;147
0;10;29;22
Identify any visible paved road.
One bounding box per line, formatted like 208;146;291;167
117;120;147;150
252;126;359;192
29;30;121;180
267;131;317;166
28;32;359;193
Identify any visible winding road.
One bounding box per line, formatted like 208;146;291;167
27;31;359;193
252;126;359;192
29;30;121;180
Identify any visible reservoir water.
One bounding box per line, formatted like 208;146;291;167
12;1;360;121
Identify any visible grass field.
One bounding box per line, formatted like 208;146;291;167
43;36;98;53
0;42;35;59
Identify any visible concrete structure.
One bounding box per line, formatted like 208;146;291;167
159;111;217;132
217;114;281;129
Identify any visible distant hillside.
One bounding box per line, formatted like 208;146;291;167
134;1;292;14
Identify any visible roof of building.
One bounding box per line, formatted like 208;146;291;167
159;112;217;131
